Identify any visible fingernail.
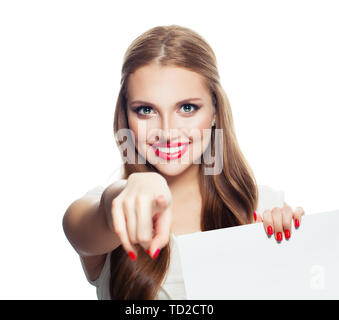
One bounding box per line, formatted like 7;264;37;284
128;251;136;261
295;219;300;228
253;211;257;221
146;249;150;255
284;229;291;240
153;248;160;259
267;225;273;236
276;232;283;242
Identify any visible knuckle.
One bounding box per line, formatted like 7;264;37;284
281;204;291;213
296;206;305;215
284;203;292;210
271;207;282;217
122;198;133;211
271;206;281;213
283;209;293;219
135;194;149;206
262;210;271;220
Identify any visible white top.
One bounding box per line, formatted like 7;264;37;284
81;184;285;300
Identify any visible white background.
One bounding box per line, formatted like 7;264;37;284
0;0;338;299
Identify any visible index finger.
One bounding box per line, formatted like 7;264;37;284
135;195;153;251
148;196;172;259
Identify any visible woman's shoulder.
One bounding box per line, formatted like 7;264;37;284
82;185;106;197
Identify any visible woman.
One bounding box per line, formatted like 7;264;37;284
62;24;305;300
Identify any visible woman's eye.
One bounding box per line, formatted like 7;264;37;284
133;103;200;117
180;103;200;114
134;106;154;116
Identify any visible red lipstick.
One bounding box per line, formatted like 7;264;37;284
151;142;190;160
152;142;188;148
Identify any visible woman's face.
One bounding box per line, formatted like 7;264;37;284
126;63;216;177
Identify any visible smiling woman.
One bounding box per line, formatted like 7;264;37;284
124;63;218;177
63;24;303;300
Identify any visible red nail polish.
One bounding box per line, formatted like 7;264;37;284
146;249;150;255
277;232;283;242
295;219;300;228
153;248;160;259
128;251;136;261
267;225;273;236
284;229;291;239
253;211;257;221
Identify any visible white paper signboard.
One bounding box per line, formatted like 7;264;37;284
176;210;339;299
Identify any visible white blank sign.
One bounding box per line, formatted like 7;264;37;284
176;210;339;299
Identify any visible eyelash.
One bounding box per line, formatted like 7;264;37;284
132;103;201;117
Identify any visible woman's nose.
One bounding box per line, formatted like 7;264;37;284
160;114;178;133
160;114;171;131
156;116;182;141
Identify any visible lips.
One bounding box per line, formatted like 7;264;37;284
151;141;189;148
151;142;190;160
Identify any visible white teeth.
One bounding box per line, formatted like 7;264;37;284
157;145;186;153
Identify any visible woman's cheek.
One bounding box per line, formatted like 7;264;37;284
125;118;148;160
187;123;214;163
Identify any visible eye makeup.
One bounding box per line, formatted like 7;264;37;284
131;103;201;118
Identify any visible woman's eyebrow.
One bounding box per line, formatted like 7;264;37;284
129;97;202;107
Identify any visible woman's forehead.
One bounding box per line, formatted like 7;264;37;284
127;64;210;104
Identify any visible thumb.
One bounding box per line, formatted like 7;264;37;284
155;194;169;209
253;211;263;223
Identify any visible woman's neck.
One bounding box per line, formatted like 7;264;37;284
164;165;202;235
163;164;201;200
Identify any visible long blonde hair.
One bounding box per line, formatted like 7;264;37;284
109;24;258;299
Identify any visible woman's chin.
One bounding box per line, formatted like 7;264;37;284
152;162;192;177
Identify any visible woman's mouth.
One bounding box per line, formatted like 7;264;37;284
151;142;190;160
